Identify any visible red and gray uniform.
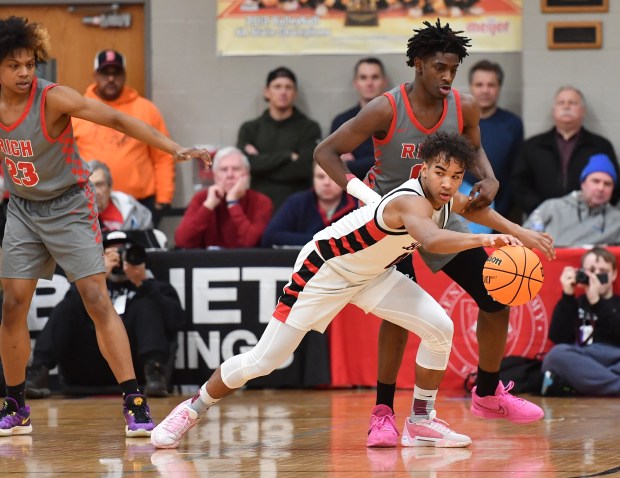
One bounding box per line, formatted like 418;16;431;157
0;77;92;201
0;76;104;282
365;83;468;272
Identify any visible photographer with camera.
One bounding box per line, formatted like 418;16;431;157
25;231;184;399
541;247;620;396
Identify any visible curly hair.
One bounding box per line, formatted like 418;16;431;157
406;19;471;67
419;131;476;171
0;16;51;65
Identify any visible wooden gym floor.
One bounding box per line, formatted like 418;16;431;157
1;388;619;477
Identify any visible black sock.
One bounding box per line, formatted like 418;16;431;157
120;379;141;399
476;367;500;397
6;382;26;408
376;381;396;412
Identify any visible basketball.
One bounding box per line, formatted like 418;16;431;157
482;245;544;306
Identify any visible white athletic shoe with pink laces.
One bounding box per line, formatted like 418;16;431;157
151;399;200;449
401;411;472;448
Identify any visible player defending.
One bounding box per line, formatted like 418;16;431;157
314;19;552;447
151;132;555;449
0;16;210;436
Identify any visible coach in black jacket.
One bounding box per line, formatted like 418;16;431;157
512;86;619;215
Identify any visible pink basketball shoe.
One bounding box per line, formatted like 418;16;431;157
471;381;544;424
366;404;399;448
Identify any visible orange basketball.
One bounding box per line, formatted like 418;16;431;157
482;245;544;306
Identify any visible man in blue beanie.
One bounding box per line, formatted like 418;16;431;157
524;153;620;247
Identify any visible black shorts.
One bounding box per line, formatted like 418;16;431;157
396;248;506;313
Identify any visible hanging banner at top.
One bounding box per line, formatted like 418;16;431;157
217;0;522;56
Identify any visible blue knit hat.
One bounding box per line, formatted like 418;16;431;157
580;154;617;185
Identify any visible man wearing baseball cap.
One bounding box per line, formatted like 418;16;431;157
72;49;175;225
523;153;620;247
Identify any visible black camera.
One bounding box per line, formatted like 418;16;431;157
112;243;147;274
575;269;609;285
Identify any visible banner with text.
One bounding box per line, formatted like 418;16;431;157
217;0;522;56
30;249;331;388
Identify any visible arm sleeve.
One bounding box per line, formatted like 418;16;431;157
174;191;212;249
227;194;274;247
548;293;580;344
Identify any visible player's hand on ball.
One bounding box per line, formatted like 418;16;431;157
516;228;556;260
481;234;522;248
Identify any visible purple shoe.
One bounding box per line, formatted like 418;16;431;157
124;394;155;437
0;398;32;436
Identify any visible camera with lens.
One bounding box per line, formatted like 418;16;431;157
111;243;147;275
575;268;609;286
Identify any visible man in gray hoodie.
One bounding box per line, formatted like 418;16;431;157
523;154;620;247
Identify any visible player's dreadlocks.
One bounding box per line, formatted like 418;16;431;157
406;19;471;67
419;131;476;171
0;16;51;65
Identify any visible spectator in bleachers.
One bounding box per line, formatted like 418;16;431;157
237;66;321;210
467;60;523;219
90;160;153;233
523;154;620;247
330;58;387;180
72;49;175;224
261;162;356;247
175;147;273;249
512;86;619;215
26;231;184;399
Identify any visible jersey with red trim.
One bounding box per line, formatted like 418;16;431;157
0;77;91;201
312;177;451;283
366;83;463;195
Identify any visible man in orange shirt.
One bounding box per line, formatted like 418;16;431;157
72;50;174;224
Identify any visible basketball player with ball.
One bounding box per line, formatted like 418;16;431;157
314;19;556;447
152;131;553;449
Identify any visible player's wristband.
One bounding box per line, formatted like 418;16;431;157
345;177;381;205
226;200;240;207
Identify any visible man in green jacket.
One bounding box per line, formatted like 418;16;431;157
237;67;321;210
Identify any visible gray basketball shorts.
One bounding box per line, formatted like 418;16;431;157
1;183;106;282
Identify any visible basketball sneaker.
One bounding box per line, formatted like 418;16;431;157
471;381;544;423
123;394;155;437
151;399;200;449
366;404;399;448
401;411;472;448
0;398;32;436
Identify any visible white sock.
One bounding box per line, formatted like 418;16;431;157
189;382;220;415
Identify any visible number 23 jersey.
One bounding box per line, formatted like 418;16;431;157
0;76;91;201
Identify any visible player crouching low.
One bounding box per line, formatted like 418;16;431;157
151;131;555;449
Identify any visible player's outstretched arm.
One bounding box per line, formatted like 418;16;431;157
386;195;521;254
455;193;556;260
314;96;392;204
47;85;212;167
